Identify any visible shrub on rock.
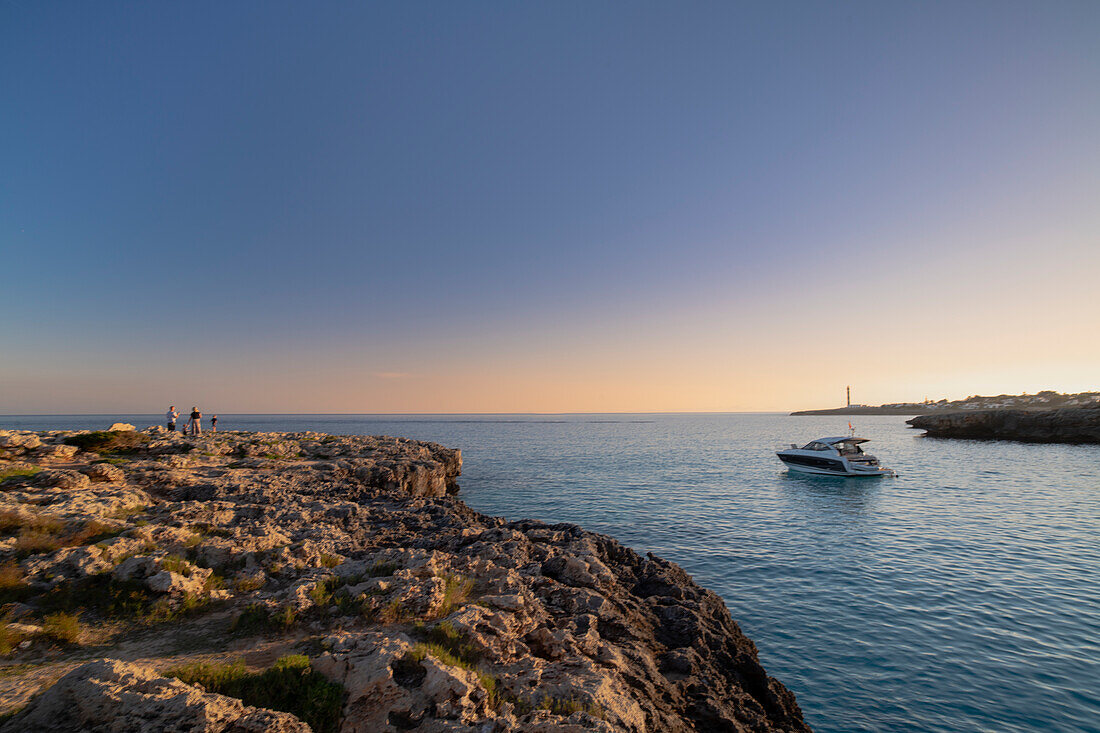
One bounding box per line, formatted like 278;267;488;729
163;655;345;733
63;431;149;455
41;612;82;645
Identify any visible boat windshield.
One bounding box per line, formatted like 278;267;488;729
800;441;831;451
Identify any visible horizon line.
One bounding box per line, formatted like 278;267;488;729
0;410;801;417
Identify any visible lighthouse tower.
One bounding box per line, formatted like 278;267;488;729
847;385;851;407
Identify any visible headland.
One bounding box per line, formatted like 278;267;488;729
907;406;1100;444
0;426;808;732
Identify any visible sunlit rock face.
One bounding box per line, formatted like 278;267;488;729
0;427;808;732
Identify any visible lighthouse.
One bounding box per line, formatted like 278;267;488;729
847;385;851;407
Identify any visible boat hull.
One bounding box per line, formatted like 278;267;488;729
777;453;893;477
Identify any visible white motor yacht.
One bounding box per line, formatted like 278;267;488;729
776;436;896;477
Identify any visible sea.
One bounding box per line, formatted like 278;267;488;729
3;413;1098;732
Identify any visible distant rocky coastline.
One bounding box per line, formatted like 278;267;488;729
0;426;808;732
791;390;1100;416
789;407;924;416
907;406;1100;444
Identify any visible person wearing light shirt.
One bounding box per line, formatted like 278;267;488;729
166;406;179;432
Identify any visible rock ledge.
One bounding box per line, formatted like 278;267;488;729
907;406;1100;444
0;427;808;732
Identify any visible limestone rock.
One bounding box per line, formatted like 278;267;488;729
418;654;484;722
146;568;212;595
113;555;213;596
908;405;1100;444
112;555;161;582
0;430;808;732
34;469;90;491
313;632;415;733
1;480;149;524
107;423;136;432
23;545;114;582
81;463;126;483
482;593;526;612
96;535;154;563
0;433;42;451
35;444;79;462
0;659;310;732
6;622;42;636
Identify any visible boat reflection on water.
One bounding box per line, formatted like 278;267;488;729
777;469;884;515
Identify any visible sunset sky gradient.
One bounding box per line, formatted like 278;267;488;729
2;1;1098;413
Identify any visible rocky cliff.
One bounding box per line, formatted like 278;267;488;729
907;406;1100;444
0;427;808;732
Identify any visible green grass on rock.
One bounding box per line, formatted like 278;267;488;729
164;655;344;733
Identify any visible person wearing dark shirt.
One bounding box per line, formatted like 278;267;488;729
190;407;202;435
211;415;218;433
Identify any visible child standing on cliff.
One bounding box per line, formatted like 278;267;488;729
211;415;218;433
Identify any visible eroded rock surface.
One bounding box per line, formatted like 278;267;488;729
0;427;808;732
908;405;1100;444
0;659;310;732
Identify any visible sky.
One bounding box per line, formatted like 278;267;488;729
2;1;1098;413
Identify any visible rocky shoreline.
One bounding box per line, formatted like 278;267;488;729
907;406;1100;444
0;427;809;732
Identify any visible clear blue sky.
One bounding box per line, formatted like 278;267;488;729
3;1;1098;412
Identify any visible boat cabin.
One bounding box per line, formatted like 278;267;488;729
798;437;869;456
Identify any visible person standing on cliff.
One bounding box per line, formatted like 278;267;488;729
166;406;178;432
210;415;218;433
189;406;202;435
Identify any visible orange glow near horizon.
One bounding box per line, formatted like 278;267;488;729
4;228;1098;414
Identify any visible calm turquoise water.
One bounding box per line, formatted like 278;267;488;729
4;413;1098;732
